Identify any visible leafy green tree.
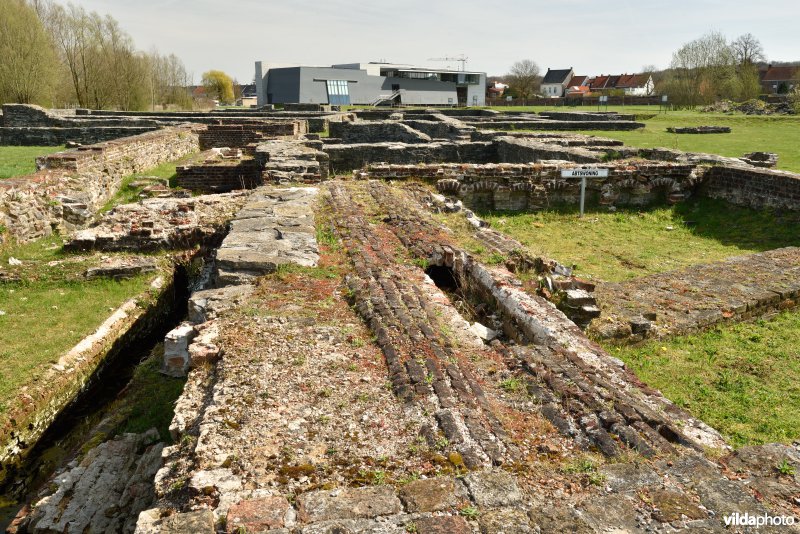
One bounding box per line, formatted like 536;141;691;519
202;70;235;104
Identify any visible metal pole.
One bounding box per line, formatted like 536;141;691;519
580;176;586;217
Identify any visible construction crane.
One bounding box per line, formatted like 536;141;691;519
428;55;468;72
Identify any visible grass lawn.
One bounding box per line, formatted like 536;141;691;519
100;151;198;212
0;235;158;416
608;310;800;447
485;106;800;173
0;146;65;179
478;197;800;282
577;112;800;173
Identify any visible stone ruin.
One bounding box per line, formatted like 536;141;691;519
2;105;800;533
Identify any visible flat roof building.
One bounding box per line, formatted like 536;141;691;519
255;61;486;107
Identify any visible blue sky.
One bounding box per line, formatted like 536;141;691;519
73;0;800;83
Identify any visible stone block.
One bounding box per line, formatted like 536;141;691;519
463;471;523;508
413;515;472;534
296;486;402;523
162;323;197;377
397;476;467;512
227;495;292;532
478;507;534;533
188;468;242;495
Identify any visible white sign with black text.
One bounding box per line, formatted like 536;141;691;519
560;167;610;216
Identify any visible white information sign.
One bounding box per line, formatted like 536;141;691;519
560;167;609;216
560;168;609;178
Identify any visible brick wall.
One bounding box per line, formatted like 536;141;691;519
198;121;305;151
176;158;263;193
0;126;200;244
702;165;800;211
361;161;699;211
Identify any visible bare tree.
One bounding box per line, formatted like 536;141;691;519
731;33;766;66
663;31;739;107
507;60;541;99
0;0;59;105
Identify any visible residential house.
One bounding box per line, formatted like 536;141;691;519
564;75;590;97
615;73;654;96
760;65;799;94
541;68;574;97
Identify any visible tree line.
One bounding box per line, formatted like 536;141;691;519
0;0;193;110
498;32;797;108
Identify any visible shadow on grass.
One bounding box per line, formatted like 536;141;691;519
670;197;800;252
477;196;800;253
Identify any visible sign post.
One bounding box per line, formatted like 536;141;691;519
560;167;610;216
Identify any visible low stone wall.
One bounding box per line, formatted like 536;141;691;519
590;247;800;340
496;136;604;163
0;273;176;491
198;121;305;151
0;126;159;146
0;126;200;244
328;121;432;144
255;139;330;182
325;141;497;173
361;161;699;211
538;111;637;122
401;118;475;140
702;164;800;211
465;119;645;131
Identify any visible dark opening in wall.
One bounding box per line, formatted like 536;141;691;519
425;264;460;292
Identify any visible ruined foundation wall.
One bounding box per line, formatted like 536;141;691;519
0;126;160;146
328;121;432;144
325;141;497;174
702;164;800;211
0;127;200;244
495;137;604;163
362;162;698;211
176;158;263;193
197;121;305;151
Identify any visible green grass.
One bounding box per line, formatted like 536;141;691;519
0;235;157;415
101;152;197;212
485;106;800;174
577;113;800;173
114;348;186;440
0;146;65;179
480;197;800;282
608;310;800;447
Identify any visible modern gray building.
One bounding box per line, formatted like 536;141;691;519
255;61;486;107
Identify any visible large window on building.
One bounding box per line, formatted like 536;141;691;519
326;80;350;105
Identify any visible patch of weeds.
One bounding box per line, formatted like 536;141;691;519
413;257;429;269
777;459;796;476
315;224;340;249
485;252;506;265
434;436;450;451
460;505;480;519
499;377;524;393
563;456;607;486
405;522;418;533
